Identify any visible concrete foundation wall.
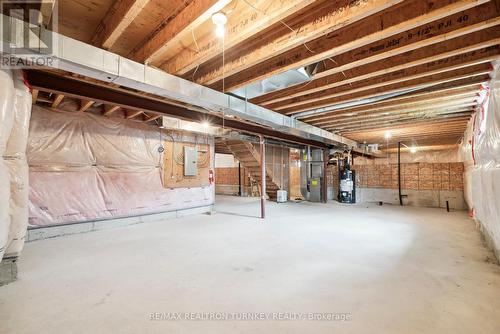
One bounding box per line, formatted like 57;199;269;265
215;154;249;196
356;188;467;210
28;107;215;226
352;162;464;191
215;167;251;196
26;205;214;241
351;151;465;209
215;184;240;196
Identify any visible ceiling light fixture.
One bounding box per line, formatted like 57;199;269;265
410;146;417;153
212;12;227;38
212;12;227;25
384;130;392;139
215;25;225;38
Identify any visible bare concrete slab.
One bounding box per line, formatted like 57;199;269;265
1;196;500;333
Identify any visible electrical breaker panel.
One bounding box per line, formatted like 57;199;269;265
184;146;198;176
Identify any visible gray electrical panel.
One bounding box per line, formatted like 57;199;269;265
184;147;198;176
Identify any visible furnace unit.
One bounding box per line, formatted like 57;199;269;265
300;147;325;202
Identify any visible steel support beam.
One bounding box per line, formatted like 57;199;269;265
26;71;329;148
260;135;266;219
398;141;403;206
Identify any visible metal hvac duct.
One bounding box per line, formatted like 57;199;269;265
0;13;357;150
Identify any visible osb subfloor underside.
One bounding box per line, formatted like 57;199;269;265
1;196;500;333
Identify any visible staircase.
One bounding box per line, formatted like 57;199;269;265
224;140;280;201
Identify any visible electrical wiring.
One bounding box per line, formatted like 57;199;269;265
222;22;226;129
195;133;210;167
191;29;201;81
157;125;164;185
162;131;178;180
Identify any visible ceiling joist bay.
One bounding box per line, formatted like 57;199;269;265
54;0;500;150
205;0;491;91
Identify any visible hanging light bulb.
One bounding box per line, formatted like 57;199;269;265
384;130;392;139
212;12;227;39
215;25;225;38
410;146;417;153
212;12;227;25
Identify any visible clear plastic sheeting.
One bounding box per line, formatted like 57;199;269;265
0;70;15;261
28;106;214;226
460;63;500;258
5;72;32;257
264;145;290;192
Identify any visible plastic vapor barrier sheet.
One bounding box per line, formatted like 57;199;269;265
460;64;500;255
0;70;31;261
28;106;214;226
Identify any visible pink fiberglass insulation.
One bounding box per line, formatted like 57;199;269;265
27;106;214;226
0;70;15;261
5;71;32;257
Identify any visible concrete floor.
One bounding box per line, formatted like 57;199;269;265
1;196;500;333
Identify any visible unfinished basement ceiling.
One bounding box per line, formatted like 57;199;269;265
49;0;500;150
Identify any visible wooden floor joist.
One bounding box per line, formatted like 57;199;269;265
344;120;471;136
267;53;498;111
92;0;151;49
317;102;477;128
34;91;164;125
131;0;232;64
31;89;39;104
339;116;470;134
347;126;470;139
78;99;95;112
344;125;469;143
308;92;479;125
160;0;324;75
279;63;492;114
294;4;500;82
308;6;500;82
41;0;500;151
125;110;144;119
205;0;492;91
104;105;120;116
144;114;162;122
175;0;403;79
252;30;500;106
328;110;473;132
301;85;481;122
367;135;466;148
51;94;64;108
315;108;476;131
